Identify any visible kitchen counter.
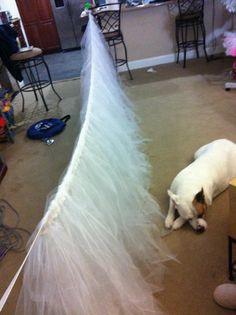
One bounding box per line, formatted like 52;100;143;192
119;0;228;66
122;0;175;12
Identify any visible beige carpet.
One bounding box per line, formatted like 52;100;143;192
1;56;236;315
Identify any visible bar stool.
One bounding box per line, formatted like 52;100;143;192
93;2;133;80
175;0;209;68
10;47;62;112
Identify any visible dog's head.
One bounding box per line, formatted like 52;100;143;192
168;188;208;232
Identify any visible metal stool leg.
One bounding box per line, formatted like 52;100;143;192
107;40;117;70
113;40;118;71
18;55;62;112
176;24;180;64
108;37;133;80
16;81;25;112
24;62;39;102
37;88;49;111
33;58;49;111
121;38;133;80
20;89;25;113
183;24;188;68
42;56;62;101
200;22;209;62
193;23;199;59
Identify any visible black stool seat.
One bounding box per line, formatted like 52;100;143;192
175;0;208;68
10;47;61;111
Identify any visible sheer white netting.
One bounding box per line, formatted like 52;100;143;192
223;31;236;56
221;0;236;12
15;14;173;315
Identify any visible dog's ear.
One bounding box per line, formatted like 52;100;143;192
201;188;212;206
195;188;205;204
167;190;179;205
193;188;207;216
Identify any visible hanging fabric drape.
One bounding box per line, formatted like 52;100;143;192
221;0;236;12
12;14;173;315
223;31;236;56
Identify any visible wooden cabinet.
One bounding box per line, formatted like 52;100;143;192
15;0;61;53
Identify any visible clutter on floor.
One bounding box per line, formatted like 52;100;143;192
0;89;16;143
0;199;30;261
0;135;27;263
26;115;71;145
223;32;236;90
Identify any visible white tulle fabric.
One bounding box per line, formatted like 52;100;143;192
15;14;172;315
223;31;236;56
221;0;236;12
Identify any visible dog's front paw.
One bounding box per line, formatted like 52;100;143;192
165;215;174;229
172;217;187;230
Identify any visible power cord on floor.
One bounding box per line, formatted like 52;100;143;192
0;199;30;260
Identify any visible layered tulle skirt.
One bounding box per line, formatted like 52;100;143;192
15;14;172;315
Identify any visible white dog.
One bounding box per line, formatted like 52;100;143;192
165;139;236;232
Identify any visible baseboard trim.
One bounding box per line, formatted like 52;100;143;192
118;45;225;72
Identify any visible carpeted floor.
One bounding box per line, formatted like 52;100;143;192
126;57;236;315
33;50;83;82
1;56;236;315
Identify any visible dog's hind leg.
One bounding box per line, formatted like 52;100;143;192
165;199;176;229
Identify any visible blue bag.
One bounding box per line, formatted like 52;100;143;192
27;115;71;140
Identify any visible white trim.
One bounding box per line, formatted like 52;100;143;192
118;45;225;72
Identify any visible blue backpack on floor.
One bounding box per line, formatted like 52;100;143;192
27;115;71;140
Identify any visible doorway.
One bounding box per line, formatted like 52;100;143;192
16;0;88;53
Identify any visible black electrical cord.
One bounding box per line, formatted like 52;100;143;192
0;199;30;261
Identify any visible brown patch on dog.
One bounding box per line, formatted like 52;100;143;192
192;188;207;217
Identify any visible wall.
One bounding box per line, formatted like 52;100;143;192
0;0;20;18
120;1;232;69
0;0;29;46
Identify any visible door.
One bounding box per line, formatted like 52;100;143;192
16;0;61;53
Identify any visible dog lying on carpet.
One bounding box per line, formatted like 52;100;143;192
165;139;236;232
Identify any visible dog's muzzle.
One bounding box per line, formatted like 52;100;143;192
196;225;206;233
195;218;207;233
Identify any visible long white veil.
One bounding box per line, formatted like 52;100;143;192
13;14;172;315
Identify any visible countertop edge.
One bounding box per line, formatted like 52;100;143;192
121;0;175;12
